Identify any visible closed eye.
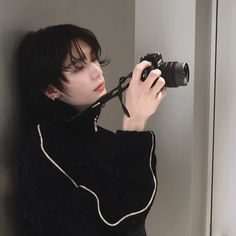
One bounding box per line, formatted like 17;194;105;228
73;63;84;71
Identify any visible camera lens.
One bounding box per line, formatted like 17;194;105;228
174;62;189;86
160;61;189;87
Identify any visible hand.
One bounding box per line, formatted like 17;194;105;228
123;60;167;131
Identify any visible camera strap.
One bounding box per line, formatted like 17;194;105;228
66;72;133;123
96;72;132;117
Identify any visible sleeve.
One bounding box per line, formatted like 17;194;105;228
113;130;157;182
70;129;158;226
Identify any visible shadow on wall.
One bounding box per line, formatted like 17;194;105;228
0;29;28;236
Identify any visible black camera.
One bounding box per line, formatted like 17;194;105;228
140;52;189;87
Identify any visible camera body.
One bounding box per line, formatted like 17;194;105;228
140;52;189;87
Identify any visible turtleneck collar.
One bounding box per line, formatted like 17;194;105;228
62;101;102;132
38;98;103;133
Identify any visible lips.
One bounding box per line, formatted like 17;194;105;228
94;81;105;91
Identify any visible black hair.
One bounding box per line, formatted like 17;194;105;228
16;24;109;124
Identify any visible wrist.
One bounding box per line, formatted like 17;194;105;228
122;115;147;131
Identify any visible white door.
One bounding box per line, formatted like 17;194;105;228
212;0;236;235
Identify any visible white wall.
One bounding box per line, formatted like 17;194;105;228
0;1;134;235
135;0;212;235
211;0;236;235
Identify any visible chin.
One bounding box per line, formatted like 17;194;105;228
98;89;107;97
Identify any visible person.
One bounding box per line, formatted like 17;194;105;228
15;24;167;236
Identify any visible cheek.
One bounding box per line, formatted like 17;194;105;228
63;79;92;97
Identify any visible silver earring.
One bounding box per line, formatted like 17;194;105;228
51;97;55;101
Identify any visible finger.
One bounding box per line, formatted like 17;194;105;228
156;87;167;100
150;77;166;96
131;60;152;84
144;69;162;90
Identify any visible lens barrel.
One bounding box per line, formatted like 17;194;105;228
159;61;189;87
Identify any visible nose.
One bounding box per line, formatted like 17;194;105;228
89;62;103;80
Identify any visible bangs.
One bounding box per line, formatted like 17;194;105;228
62;37;109;72
62;40;86;71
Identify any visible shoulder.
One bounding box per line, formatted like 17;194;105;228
17;124;64;176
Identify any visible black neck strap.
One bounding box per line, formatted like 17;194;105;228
67;72;133;123
97;72;132;117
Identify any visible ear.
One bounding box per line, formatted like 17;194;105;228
43;84;62;100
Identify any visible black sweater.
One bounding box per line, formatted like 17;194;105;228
15;101;157;236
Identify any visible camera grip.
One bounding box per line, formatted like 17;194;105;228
140;66;154;82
